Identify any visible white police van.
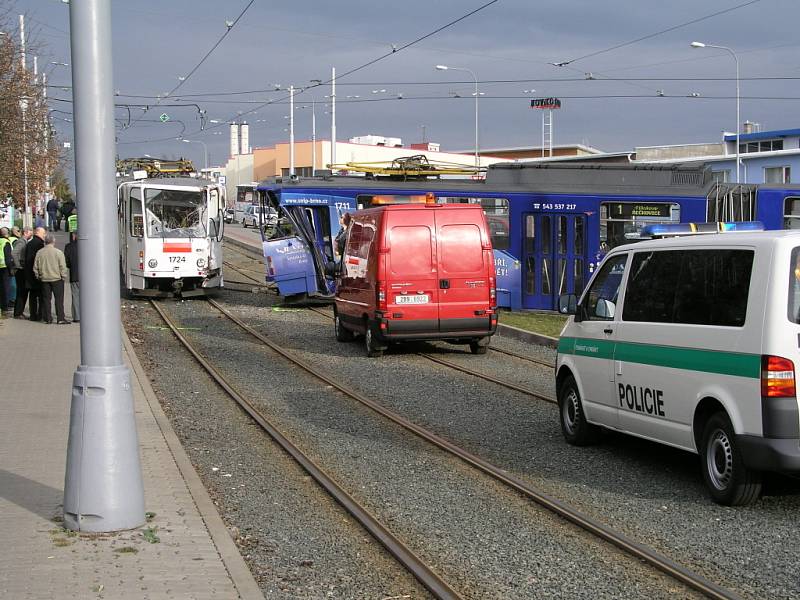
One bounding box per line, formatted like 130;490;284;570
556;225;800;505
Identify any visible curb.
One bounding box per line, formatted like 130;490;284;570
497;323;559;349
123;330;265;600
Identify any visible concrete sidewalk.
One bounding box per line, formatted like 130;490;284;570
0;304;263;598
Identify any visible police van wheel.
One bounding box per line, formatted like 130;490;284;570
559;375;600;446
701;412;762;506
334;312;354;343
365;321;384;358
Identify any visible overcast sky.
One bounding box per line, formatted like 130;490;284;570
8;0;800;169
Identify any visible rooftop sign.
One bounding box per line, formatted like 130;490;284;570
530;98;561;110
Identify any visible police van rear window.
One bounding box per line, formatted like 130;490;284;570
623;249;753;326
788;247;800;323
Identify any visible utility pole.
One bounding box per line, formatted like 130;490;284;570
330;67;336;168
63;0;145;533
19;15;30;228
289;85;295;176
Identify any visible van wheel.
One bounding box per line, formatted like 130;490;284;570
334;312;354;342
365;321;384;358
242;220;247;228
558;375;600;446
469;337;489;355
700;412;762;506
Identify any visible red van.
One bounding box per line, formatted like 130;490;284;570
334;203;498;357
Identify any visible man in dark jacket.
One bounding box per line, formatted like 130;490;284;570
61;200;76;232
23;227;46;321
46;197;59;231
64;232;79;323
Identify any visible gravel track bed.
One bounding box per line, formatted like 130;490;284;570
221;292;800;600
123;301;430;599
158;296;695;599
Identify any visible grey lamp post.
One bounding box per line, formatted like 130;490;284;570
436;64;479;170
691;41;740;183
181;138;208;170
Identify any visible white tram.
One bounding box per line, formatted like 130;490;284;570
117;167;225;297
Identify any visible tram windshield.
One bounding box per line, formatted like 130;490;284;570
144;188;207;238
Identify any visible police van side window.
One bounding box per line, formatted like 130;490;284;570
583;254;627;320
788;247;800;323
624;250;753;326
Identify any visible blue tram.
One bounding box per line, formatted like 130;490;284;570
254;163;800;311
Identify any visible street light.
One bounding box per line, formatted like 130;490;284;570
436;64;479;170
691;41;740;183
181;138;208;170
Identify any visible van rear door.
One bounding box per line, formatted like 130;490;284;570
385;209;439;332
435;207;493;333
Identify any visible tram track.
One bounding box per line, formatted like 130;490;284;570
305;306;557;403
189;296;742;600
150;299;461;600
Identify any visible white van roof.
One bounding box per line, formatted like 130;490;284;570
612;229;800;253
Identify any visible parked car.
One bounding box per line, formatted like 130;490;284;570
334;203;498;357
242;205;277;229
223;207;235;224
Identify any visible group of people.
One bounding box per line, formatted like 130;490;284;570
40;197;78;232
0;226;79;325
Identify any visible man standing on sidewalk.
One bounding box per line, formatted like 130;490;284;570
24;227;47;321
34;233;70;324
64;232;80;323
0;227;14;316
11;226;32;317
47;197;60;232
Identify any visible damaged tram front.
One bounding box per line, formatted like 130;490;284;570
117;162;225;297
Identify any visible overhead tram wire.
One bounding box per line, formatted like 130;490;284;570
124;0;256;133
89;74;800;103
198;0;503;136
551;0;763;67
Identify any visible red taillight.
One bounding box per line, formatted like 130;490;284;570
489;274;496;300
761;355;796;397
377;282;387;311
138;250;144;270
266;256;275;276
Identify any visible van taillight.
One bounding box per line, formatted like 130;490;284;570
377;283;387;310
761;355;796;397
489;274;496;300
266;256;275;276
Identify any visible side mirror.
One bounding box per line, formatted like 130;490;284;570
558;293;578;315
595;298;616;319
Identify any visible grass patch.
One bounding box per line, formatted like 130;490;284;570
52;537;72;547
145;511;156;522
114;546;139;554
498;310;567;338
142;527;160;544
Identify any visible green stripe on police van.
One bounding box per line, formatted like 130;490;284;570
559;336;761;378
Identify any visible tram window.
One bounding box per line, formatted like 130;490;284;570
558;216;567;255
144;189;206;238
574;218;584;255
525;215;535;254
541;257;552;295
130;188;144;238
541;216;552;254
783;198;800;229
526;256;536;294
209;189;221;239
600;202;679;249
557;258;567;295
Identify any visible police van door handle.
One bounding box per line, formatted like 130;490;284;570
603;327;613;334
439;279;450;289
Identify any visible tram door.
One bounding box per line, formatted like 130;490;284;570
522;213;587;310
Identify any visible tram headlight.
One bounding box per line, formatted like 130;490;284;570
147;258;158;268
196;258;206;268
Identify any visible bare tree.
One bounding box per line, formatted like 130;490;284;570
0;7;63;214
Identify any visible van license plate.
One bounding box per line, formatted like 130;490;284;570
396;294;429;304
